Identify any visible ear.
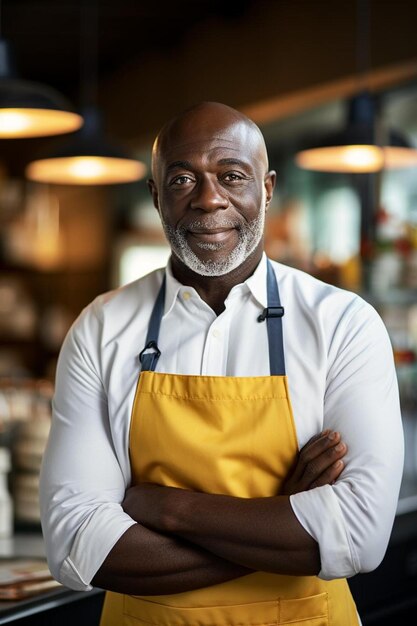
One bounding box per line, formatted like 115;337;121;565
264;170;276;212
147;179;160;212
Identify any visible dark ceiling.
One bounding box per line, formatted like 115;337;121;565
0;0;261;176
2;0;417;178
1;0;254;101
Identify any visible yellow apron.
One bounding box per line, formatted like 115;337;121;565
100;261;359;626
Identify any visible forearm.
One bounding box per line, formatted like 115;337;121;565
92;522;252;595
122;430;347;580
163;491;320;576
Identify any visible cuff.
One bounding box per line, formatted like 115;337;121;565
59;503;137;590
290;485;359;579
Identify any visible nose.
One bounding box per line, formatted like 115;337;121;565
190;176;229;212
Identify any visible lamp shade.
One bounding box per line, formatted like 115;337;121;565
295;93;417;173
25;107;146;185
0;40;83;138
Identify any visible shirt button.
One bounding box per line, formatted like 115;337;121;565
212;329;221;338
183;291;191;301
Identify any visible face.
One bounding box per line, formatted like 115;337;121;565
149;110;275;277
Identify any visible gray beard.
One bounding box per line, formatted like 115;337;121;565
161;212;265;277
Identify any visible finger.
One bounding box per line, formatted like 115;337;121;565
289;430;333;483
300;429;330;454
309;459;345;489
291;431;340;483
288;430;345;486
300;431;342;465
301;441;348;489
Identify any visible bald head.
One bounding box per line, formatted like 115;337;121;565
151;102;269;182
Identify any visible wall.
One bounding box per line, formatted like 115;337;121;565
100;0;417;145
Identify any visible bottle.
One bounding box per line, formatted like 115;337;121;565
0;447;13;538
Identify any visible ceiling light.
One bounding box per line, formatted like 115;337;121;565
25;0;145;186
25;107;146;185
27;156;145;186
0;39;82;138
296;93;417;173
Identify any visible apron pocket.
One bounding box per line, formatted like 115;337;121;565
279;592;328;625
122;593;329;626
123;595;279;626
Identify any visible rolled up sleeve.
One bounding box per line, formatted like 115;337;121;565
39;303;136;590
290;300;404;579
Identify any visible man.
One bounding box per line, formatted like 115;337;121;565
40;102;403;625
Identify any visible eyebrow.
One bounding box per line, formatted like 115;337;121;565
166;160;193;173
165;157;252;174
217;158;251;168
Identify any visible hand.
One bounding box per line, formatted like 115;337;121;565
281;430;347;496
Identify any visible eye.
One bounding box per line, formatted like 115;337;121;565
169;174;195;186
222;172;245;183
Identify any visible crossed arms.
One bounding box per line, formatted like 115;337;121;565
40;297;404;593
92;431;346;595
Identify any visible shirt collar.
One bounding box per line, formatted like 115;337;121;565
163;252;268;315
164;258;186;316
243;252;268;309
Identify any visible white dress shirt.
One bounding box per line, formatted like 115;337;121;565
40;254;404;591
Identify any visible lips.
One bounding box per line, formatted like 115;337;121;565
188;228;235;243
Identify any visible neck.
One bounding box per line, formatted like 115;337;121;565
170;246;264;315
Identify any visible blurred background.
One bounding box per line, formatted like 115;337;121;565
0;0;417;623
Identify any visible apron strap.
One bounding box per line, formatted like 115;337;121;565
139;275;166;372
139;259;286;375
258;259;286;376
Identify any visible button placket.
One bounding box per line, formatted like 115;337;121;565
203;310;231;375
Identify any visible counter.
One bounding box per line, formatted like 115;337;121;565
0;587;104;626
0;532;103;625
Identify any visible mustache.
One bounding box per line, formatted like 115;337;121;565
181;218;242;232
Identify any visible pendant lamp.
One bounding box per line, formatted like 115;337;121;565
0;39;83;138
295;92;417;173
25;0;145;185
26;107;146;185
